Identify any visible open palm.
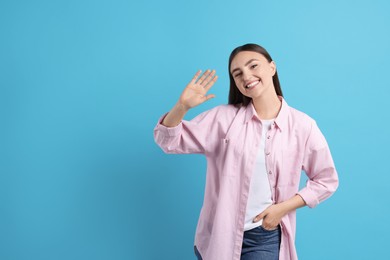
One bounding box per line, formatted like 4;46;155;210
179;70;218;110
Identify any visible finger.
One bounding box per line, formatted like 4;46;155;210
200;70;216;86
253;211;266;223
204;94;215;101
263;224;278;231
262;217;272;227
189;70;202;85
197;69;211;85
204;75;218;91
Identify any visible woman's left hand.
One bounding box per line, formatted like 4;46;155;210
253;195;306;230
253;204;288;230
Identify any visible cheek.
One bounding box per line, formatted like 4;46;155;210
233;79;241;88
261;67;274;79
233;81;243;92
256;68;265;77
235;84;247;96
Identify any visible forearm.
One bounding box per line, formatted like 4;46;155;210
279;194;306;213
161;102;189;127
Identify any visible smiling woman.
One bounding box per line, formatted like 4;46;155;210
228;44;283;108
153;43;339;260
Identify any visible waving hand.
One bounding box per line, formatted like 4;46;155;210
178;70;218;110
161;69;218;127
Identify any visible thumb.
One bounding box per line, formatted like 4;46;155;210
204;94;215;102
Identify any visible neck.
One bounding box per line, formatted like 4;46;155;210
252;94;282;120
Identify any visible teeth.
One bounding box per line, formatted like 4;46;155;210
246;81;259;89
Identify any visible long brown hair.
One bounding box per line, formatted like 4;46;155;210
228;43;283;106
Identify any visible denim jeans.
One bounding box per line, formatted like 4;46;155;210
241;225;281;260
194;246;202;260
194;225;281;260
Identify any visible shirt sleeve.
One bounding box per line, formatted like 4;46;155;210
297;120;339;208
153;108;217;154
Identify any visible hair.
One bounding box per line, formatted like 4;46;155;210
228;43;283;106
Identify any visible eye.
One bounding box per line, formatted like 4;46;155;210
250;64;258;69
233;72;242;78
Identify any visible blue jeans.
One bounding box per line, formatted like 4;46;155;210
194;246;202;260
241;225;281;260
194;225;281;260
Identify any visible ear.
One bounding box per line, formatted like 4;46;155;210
270;61;276;76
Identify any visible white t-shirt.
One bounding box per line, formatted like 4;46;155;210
244;119;274;231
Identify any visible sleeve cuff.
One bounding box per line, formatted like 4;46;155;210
297;188;319;208
154;113;183;137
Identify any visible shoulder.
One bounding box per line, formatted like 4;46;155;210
213;104;241;115
186;104;241;128
287;105;317;133
197;104;240;120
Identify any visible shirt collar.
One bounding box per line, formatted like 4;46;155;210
244;96;289;132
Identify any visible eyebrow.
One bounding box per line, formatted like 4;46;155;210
231;59;260;74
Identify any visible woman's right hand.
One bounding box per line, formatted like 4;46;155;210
178;70;218;110
161;70;218;127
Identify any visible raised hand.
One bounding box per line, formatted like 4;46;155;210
161;69;218;127
178;70;218;110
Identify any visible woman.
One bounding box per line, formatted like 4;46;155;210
154;43;339;260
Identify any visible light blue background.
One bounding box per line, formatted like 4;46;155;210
1;0;389;259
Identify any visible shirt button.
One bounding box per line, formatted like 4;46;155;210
265;152;270;155
268;170;272;175
267;135;271;139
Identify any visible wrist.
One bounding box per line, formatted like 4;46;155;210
279;195;306;213
161;102;189;127
277;202;291;215
175;102;190;113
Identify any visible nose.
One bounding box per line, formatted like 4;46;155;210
242;69;251;81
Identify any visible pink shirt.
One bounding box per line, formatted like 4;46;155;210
154;97;339;260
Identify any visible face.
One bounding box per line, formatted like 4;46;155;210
230;51;276;101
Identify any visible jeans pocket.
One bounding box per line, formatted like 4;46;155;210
259;225;280;232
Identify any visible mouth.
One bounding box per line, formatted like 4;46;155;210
245;80;260;89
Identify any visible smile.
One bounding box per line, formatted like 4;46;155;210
245;80;260;89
